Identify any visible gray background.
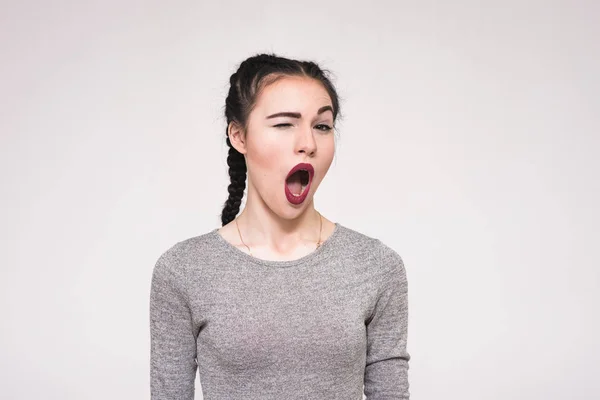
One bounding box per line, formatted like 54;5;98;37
1;0;598;399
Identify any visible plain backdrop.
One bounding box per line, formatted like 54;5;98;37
1;0;598;399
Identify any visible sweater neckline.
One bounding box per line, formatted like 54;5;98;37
210;222;342;268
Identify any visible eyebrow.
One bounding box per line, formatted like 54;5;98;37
266;105;333;119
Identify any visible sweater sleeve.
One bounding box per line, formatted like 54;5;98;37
150;251;198;400
364;241;411;399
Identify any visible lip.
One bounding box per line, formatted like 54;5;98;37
285;163;314;205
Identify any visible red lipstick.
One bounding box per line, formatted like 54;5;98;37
285;163;314;205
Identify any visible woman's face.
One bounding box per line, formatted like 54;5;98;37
233;75;336;219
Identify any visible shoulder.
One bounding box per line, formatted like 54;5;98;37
152;229;217;280
334;223;380;251
337;223;406;280
377;240;407;284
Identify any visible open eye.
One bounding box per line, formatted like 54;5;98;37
315;124;333;132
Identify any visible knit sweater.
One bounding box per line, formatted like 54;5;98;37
150;222;410;399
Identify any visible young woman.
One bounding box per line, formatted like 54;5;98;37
150;53;410;399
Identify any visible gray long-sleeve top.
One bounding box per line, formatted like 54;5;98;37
150;222;410;399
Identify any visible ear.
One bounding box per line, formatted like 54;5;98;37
228;121;248;155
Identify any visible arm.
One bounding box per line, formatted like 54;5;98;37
364;241;411;399
150;251;198;400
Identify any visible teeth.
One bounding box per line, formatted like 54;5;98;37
292;185;308;197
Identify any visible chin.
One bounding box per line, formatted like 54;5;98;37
279;194;315;218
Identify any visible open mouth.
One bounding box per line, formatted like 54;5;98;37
285;169;310;197
284;163;314;205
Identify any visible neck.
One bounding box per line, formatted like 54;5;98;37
236;189;322;253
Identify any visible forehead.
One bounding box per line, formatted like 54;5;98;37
254;75;332;115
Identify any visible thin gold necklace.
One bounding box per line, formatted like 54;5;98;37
235;211;324;257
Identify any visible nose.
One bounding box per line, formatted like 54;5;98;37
296;124;317;156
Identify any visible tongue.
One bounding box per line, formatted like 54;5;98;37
286;173;303;195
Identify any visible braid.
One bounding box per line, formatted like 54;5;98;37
220;135;247;226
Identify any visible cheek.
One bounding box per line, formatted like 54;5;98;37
318;137;336;169
324;138;335;159
246;139;286;180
